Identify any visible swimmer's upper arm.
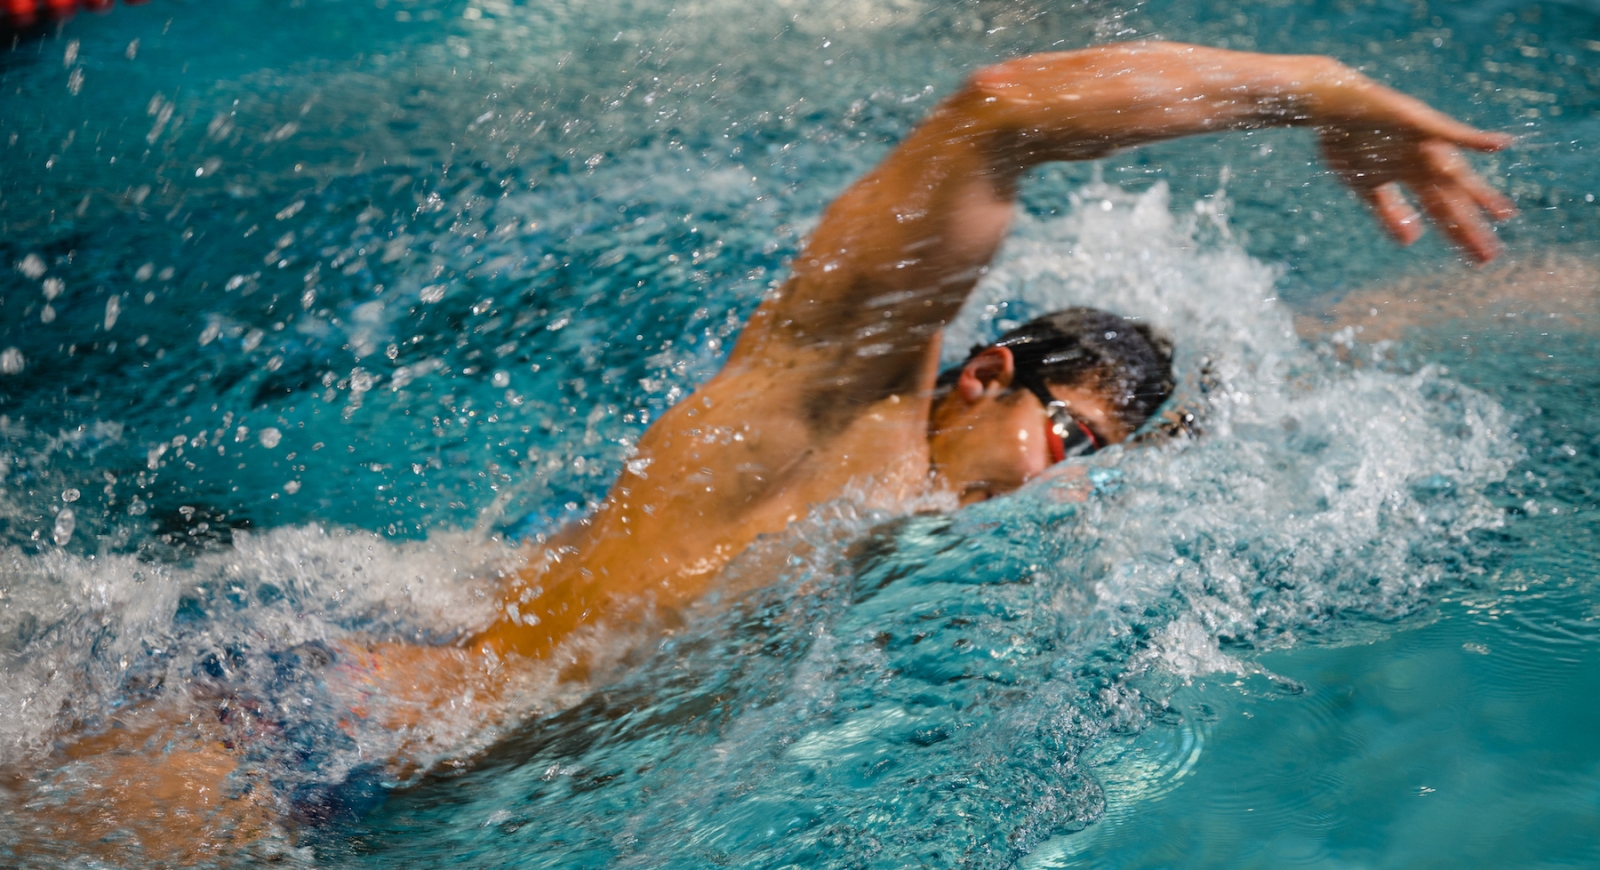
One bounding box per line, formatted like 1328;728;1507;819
720;80;1021;435
723;42;1318;435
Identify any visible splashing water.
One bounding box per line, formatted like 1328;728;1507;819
4;0;1597;861
324;185;1516;868
3;182;1517;866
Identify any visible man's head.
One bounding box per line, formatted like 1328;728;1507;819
928;308;1174;504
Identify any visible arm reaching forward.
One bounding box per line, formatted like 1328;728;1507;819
725;41;1514;429
477;41;1514;664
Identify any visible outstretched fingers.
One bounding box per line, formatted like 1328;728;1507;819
1459;168;1518;221
1412;176;1503;264
1390;94;1516;154
1429;121;1515;154
1361;182;1425;246
1407;140;1517;263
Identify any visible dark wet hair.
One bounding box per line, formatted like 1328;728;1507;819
936;307;1175;432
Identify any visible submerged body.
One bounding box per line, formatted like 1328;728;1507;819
10;40;1515;861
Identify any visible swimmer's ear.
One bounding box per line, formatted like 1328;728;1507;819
956;346;1015;402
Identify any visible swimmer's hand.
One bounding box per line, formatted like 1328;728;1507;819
1311;68;1516;264
939;44;1513;266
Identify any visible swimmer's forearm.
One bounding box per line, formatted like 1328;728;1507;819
954;41;1353;166
956;41;1513;262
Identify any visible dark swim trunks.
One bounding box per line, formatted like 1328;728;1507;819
205;640;392;829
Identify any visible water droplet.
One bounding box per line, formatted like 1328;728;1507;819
283;480;302;494
199;323;221;345
420;284;446;303
104;296;121;331
0;348;23;375
61;488;80;503
40;305;56;324
16;254;47;279
128;497;148;516
492;370;510;387
242;329;265;352
42;277;64;300
52;508;75;546
259;427;282;449
135;262;155;282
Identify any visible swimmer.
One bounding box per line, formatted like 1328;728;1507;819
13;40;1514;862
470;39;1514;662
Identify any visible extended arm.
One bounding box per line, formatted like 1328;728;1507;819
726;41;1513;429
472;42;1514;665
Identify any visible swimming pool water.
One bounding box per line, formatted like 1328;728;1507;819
2;0;1598;866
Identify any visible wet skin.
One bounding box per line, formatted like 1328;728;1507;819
473;40;1514;662
15;41;1515;863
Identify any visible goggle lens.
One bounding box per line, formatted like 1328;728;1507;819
1043;400;1100;464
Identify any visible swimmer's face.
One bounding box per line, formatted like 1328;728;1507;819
928;347;1130;505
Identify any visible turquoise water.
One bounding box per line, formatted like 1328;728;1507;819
2;0;1598;866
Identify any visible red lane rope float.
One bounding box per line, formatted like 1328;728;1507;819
3;0;144;29
3;0;42;29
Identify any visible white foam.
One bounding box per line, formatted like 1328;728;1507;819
0;525;513;765
953;181;1518;678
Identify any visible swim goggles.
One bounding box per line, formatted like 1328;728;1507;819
1038;395;1100;464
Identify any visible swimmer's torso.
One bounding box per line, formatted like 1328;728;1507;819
474;342;945;661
